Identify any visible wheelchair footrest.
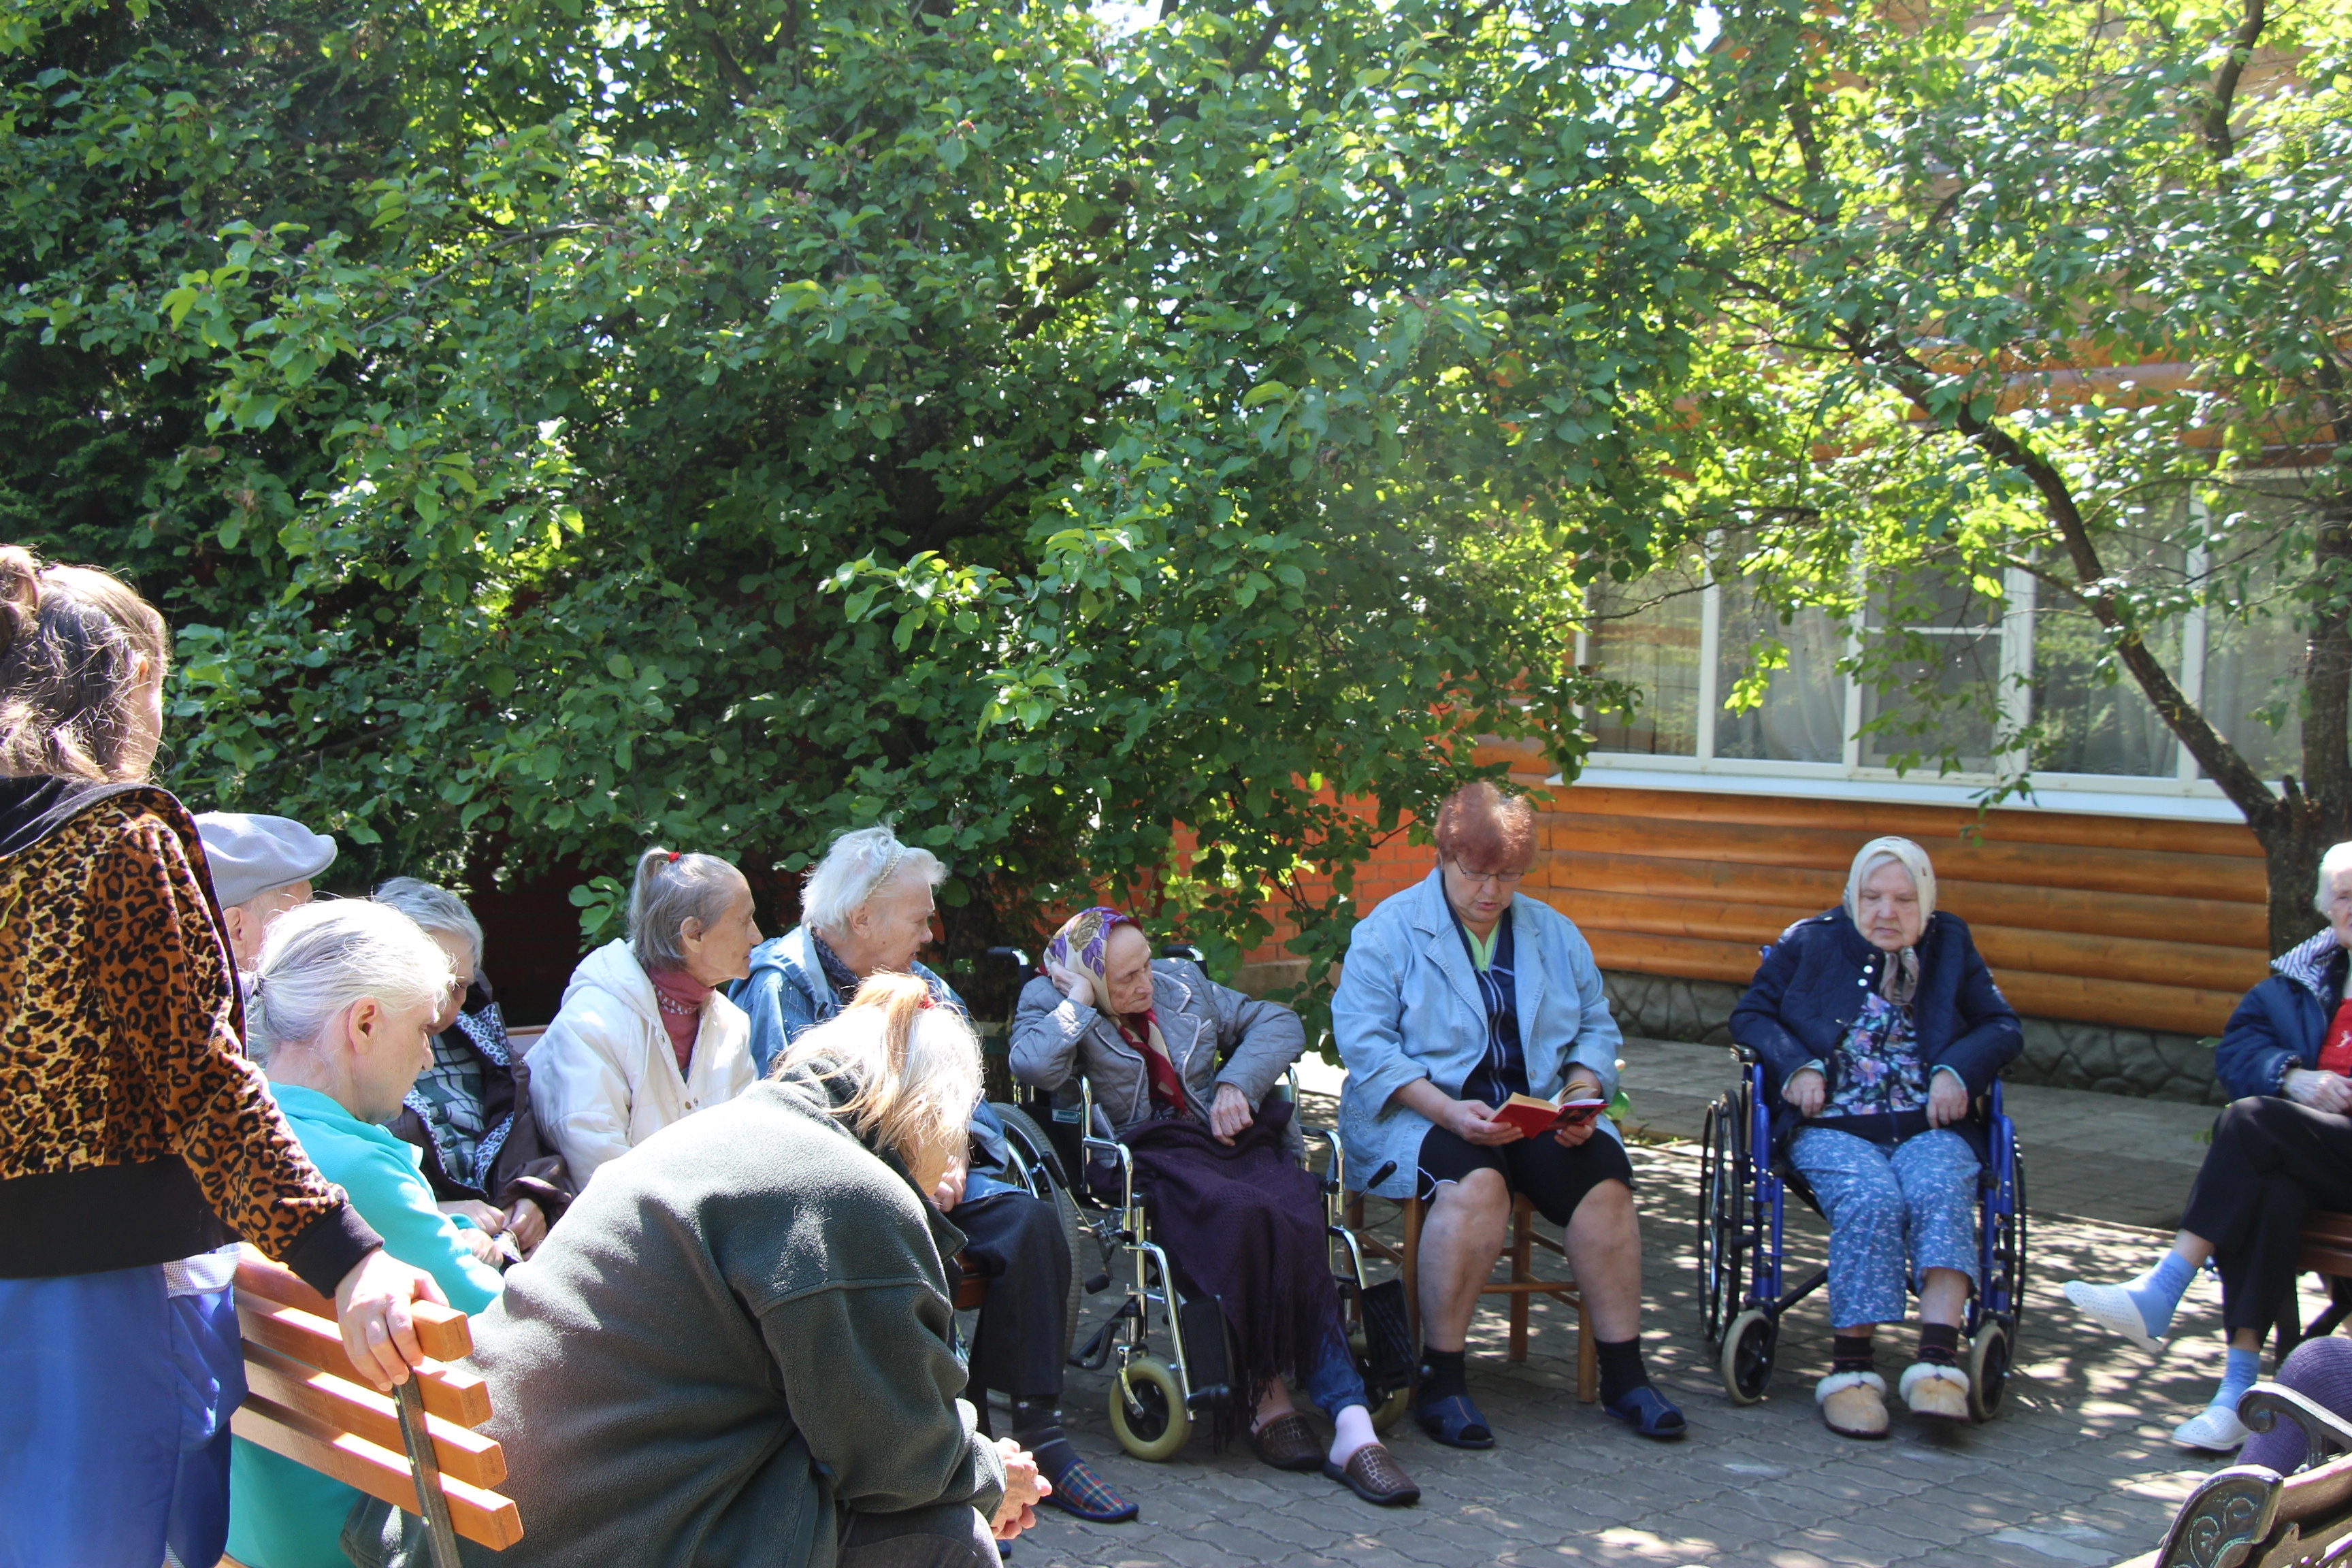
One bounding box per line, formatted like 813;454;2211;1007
1178;1297;1232;1404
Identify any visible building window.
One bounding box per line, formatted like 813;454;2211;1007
1575;484;2330;795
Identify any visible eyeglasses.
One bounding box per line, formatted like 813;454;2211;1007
1446;860;1527;889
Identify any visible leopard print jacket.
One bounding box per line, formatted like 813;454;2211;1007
0;791;363;1279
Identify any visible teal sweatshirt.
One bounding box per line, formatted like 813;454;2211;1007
226;1083;504;1568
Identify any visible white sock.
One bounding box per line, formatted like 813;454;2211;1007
1329;1403;1377;1467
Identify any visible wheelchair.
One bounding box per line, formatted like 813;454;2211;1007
1695;1043;2027;1420
981;948;1414;1460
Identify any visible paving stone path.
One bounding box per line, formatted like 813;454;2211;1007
999;1045;2276;1568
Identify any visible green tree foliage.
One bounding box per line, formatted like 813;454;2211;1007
1652;0;2352;949
0;0;1702;1019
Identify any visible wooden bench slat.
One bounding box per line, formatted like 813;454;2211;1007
235;1246;473;1362
231;1396;523;1550
243;1341;506;1489
239;1301;493;1427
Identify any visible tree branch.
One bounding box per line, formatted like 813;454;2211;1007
2202;0;2266;161
1860;333;2282;831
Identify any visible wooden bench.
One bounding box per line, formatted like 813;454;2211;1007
2285;1213;2352;1354
224;1245;521;1567
2117;1382;2352;1567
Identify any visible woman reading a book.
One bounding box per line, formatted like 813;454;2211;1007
1729;836;2021;1439
1332;783;1686;1448
1011;909;1420;1505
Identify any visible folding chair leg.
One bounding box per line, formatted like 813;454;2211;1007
1575;1298;1598;1404
1509;1203;1533;1362
1403;1196;1424;1352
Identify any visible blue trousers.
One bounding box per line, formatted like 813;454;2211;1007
1790;1127;1980;1330
0;1258;245;1568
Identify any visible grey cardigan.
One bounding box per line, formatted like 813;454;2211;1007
404;1068;1004;1568
1009;960;1305;1139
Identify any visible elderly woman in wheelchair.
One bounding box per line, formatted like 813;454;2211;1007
1010;907;1420;1506
1727;836;2023;1438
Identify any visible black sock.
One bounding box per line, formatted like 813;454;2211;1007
1833;1334;1876;1375
1418;1347;1468;1403
1915;1324;1960;1367
1596;1337;1650;1405
1010;1398;1080;1487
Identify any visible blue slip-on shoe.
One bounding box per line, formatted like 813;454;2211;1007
1415;1392;1497;1450
1602;1384;1687;1441
1043;1458;1139;1523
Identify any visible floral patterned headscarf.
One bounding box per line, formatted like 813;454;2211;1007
1044;907;1186;1114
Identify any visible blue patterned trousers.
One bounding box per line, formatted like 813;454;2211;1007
1790;1126;1980;1330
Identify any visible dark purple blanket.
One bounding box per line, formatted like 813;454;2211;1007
1124;1099;1344;1443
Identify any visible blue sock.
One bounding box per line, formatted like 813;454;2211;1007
2212;1345;2263;1414
2126;1251;2198;1339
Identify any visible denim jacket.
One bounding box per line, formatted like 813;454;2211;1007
1333;870;1623;1200
728;926;1017;1202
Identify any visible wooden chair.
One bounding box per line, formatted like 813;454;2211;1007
1345;1190;1598;1403
223;1245;521;1567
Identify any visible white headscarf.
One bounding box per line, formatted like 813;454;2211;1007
1843;836;1938;1005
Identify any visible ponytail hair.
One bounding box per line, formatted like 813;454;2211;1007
775;971;981;1176
626;846;744;973
0;544;169;782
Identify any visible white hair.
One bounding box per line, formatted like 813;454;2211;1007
246;900;454;1067
777;972;980;1175
801;826;946;937
1844;836;1938;924
627;847;746;973
2315;843;2352;913
372;877;484;962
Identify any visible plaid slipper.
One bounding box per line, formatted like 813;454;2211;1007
1045;1458;1139;1523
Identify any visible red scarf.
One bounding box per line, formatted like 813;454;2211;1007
649;968;710;1075
1113;1009;1189;1113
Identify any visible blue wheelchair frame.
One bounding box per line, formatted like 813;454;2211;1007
1697;1043;2028;1418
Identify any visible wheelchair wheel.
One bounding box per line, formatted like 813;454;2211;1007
1719;1307;1777;1405
1965;1320;2012;1422
1697;1094;1748;1350
1108;1356;1192;1461
993;1102;1094;1359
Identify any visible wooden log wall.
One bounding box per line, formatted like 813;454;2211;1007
1242;759;2274;1039
1533;785;2268;1036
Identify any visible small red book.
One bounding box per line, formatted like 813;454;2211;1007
1491;1093;1609;1139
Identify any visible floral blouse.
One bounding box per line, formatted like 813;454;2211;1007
1821;992;1929;1118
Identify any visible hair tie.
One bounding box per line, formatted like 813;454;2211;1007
246;972;267;1000
667;850;681;863
917;992;934;1009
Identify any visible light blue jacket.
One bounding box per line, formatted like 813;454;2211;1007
1333;870;1623;1200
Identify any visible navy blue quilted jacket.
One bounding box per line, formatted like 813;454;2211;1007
2213;930;2349;1101
1730;907;2022;1157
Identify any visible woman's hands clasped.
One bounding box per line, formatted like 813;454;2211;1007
2285;1068;2352;1115
1782;1066;1970;1127
990;1438;1051;1540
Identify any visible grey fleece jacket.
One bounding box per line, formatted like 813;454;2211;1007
425;1066;1004;1568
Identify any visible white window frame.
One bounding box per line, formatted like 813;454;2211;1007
1567;520;2253;822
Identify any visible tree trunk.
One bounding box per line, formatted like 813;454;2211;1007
2259;485;2352;953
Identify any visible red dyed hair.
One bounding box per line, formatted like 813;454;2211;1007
1432;781;1537;873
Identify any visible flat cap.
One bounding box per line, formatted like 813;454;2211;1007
194;812;338;909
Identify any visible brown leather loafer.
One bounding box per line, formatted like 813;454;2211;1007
1248;1412;1323;1471
1323;1443;1420;1507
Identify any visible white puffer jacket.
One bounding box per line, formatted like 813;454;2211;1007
529;939;755;1188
